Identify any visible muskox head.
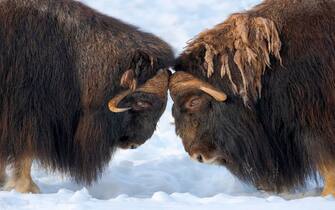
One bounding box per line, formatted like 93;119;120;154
170;14;284;190
169;71;228;164
108;68;170;149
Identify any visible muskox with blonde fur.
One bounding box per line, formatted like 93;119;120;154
0;0;173;193
170;0;335;195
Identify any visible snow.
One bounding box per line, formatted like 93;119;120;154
1;190;334;210
1;0;334;209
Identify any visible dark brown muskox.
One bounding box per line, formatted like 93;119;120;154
170;0;335;195
0;0;174;193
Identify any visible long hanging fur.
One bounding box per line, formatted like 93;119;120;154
174;0;335;192
0;0;174;184
186;14;282;104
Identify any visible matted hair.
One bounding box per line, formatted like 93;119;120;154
185;14;282;104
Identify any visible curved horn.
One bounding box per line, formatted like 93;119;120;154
169;71;227;102
108;69;170;113
108;89;132;113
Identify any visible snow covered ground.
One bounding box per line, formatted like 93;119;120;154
1;0;335;209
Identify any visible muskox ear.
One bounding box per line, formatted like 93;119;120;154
187;14;282;103
120;69;137;91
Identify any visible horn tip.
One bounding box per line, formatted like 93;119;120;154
108;101;131;113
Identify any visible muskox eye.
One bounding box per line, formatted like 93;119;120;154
185;96;203;111
190;98;201;107
132;100;152;111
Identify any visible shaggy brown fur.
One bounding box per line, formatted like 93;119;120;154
186;14;282;104
173;0;335;194
0;0;174;192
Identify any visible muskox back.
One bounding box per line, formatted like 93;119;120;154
0;0;173;184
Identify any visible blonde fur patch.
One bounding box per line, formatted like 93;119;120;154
4;157;40;193
321;166;335;197
186;14;282;104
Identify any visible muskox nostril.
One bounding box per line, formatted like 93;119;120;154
196;154;203;163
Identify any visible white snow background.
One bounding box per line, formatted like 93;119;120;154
1;0;334;209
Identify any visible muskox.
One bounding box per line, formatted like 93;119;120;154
170;0;335;195
0;0;173;193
